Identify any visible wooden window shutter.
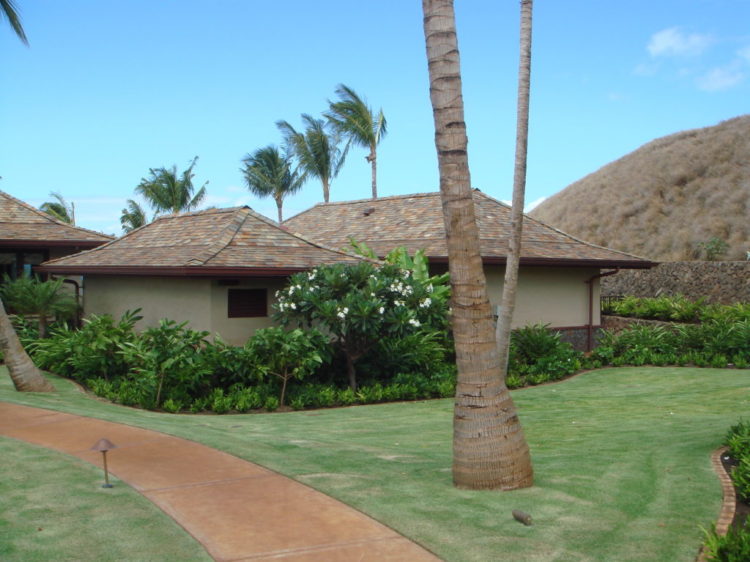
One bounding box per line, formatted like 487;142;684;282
227;288;267;318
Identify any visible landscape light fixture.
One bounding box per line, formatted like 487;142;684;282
91;438;117;488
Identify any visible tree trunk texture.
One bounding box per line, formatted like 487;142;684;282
422;0;533;490
369;148;378;199
0;298;55;392
322;178;330;203
497;0;533;375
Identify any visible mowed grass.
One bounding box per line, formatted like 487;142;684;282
1;366;748;561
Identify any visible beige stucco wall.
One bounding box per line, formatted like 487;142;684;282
484;266;600;328
83;276;286;345
209;279;286;345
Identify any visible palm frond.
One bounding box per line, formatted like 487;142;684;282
1;0;28;45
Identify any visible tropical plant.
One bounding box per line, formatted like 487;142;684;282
1;0;28;45
274;261;450;391
120;199;148;233
245;327;328;407
135;156;208;215
421;0;534;490
702;522;750;562
0;275;77;338
241;145;304;223
0;296;54;391
696;236;729;261
326;84;387;199
39;191;75;224
277;114;347;203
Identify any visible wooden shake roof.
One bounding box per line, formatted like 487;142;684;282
0;190;113;248
39;206;367;277
284;191;654;268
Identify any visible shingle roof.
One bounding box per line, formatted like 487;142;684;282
0;190;113;247
38;206;367;276
284;191;654;268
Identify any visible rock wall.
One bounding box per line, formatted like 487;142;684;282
601;261;750;304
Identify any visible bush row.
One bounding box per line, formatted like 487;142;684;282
702;420;750;561
603;295;750;324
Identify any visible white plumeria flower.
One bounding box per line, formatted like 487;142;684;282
289;302;297;310
427;284;433;293
379;306;385;314
408;318;421;327
420;298;432;308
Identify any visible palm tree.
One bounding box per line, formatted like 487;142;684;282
497;0;534;388
241;145;304;223
326;84;387;199
422;0;533;490
40;191;75;224
120;199;148;233
0;297;55;391
1;0;28;45
135;156;208;215
277;114;347;203
0;275;77;339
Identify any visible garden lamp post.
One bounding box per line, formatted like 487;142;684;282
91;438;117;488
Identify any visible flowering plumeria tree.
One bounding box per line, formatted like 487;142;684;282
274;261;450;391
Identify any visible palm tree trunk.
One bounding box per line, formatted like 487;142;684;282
497;0;533;372
0;298;55;392
422;0;532;490
369;147;377;199
322;178;330;203
275;194;284;223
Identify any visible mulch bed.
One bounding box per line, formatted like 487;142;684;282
720;451;749;529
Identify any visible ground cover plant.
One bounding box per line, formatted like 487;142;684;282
1;366;748;561
0;435;210;562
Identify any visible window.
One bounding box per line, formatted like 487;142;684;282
227;288;267;318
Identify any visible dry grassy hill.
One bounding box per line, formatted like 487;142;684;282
530;115;750;261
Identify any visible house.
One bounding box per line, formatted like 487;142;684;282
38;206;366;345
284;191;655;349
0;190;112;279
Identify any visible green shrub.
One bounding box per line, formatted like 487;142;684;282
227;385;263;413
703;522;750;561
731;456;750;503
161;399;183;413
724;419;750;458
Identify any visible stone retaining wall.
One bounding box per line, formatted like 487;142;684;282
601;261;750;304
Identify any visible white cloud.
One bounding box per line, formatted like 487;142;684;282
696;63;745;91
648;27;712;57
525;196;547;213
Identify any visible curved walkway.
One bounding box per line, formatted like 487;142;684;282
0;402;439;561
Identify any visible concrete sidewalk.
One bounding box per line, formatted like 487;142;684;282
0;402;439;561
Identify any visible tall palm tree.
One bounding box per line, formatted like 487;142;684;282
497;0;534;384
1;0;28;45
120;199;148;233
0;297;55;391
422;0;533;490
277;114;347;203
135;156;207;215
1;275;77;339
326;84;387;199
241;145;304;223
40;191;75;224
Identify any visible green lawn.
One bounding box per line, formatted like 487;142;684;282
1;366;748;561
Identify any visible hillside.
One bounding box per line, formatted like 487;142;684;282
530;115;750;261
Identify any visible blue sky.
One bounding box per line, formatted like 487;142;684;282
2;1;749;235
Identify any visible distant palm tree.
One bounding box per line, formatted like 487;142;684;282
120;199;148;233
40;191;75;224
241;145;304;223
1;275;77;339
1;0;28;45
135;156;207;215
326;84;387;199
277;115;347;203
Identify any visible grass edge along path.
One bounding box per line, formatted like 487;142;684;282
1;366;748;561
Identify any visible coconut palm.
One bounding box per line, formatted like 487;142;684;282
497;0;534;388
0;297;54;391
120;199;148;233
422;0;533;490
40;191;75;225
326;84;387;199
277;115;347;203
241;145;303;223
135;156;207;215
1;0;28;45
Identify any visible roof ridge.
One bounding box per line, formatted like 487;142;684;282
0;190;114;240
186;208;249;266
475;190;653;262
